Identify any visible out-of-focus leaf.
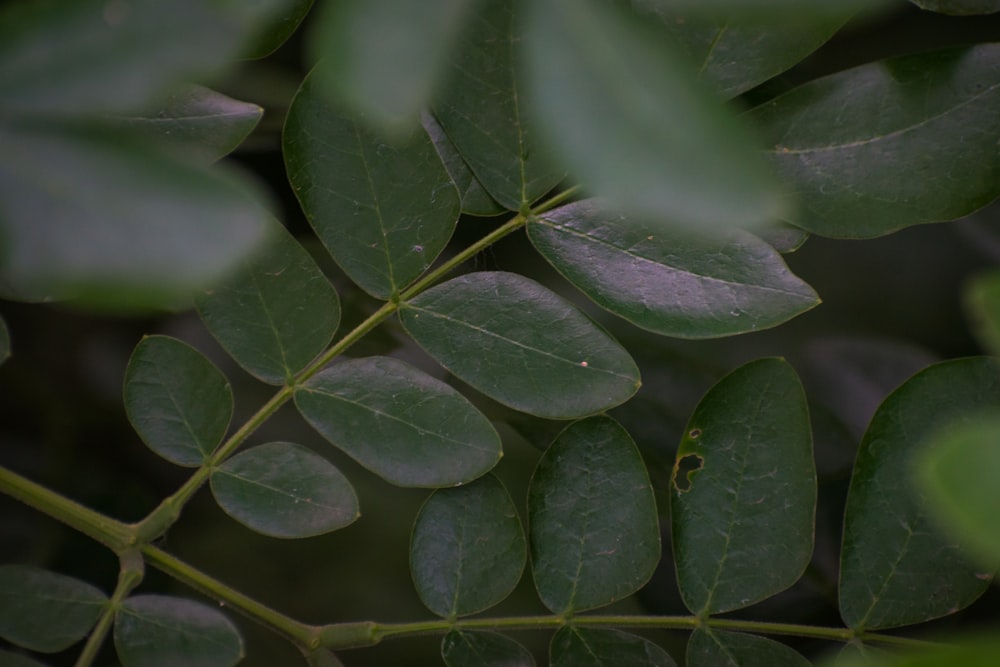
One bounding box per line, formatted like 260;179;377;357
0;315;9;365
910;0;1000;14
442;630;535;667
411;475;525;617
639;0;887;13
196;220;340;385
526;0;785;229
528;199;819;338
399;272;640;419
529;416;659;614
550;627;675;667
0;565;107;653
751;45;1000;239
0;649;49;667
831;638;1000;667
434;0;563;211
422;111;505;217
114;595;242;667
284;64;460;299
965;270;1000;355
243;0;314;59
124;335;233;466
295;356;501;487
754;221;810;253
211;442;359;538
839;358;1000;630
687;629;811;667
672;358;815;615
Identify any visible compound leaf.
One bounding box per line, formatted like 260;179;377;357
550;627;674;667
687;629;811;667
115;595;242;667
442;630;535;667
422;111;505;217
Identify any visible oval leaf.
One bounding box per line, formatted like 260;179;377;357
211;442;359;539
115;595;242;667
196;219;340;385
0;565;107;653
411;475;526;618
295;356;502;487
422;111;505;217
528;200;819;338
839;358;1000;630
751;44;1000;239
400;271;640;419
687;629;811;667
442;630;535;667
284;63;460;299
529;416;659;614
550;627;675;667
672;358;815;615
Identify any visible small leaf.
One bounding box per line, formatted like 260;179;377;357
550;627;675;667
400;271;640;419
839;358;1000;630
434;0;563;211
422;111;505;217
529;416;659;614
295;356;502;487
211;442;359;539
196;219;340;385
0;649;49;667
124;335;233;466
411;475;526;618
910;0;1000;14
0;565;107;653
442;630;535;667
0;314;9;365
115;595;242;667
528;200;819;338
687;629;811;667
284;64;460;299
525;0;785;229
964;270;1000;355
751;44;1000;239
672;358;815;615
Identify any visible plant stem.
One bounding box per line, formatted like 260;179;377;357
74;550;144;667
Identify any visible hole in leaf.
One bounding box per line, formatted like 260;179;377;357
673;454;704;493
688;428;702;440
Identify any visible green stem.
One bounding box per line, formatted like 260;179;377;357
74;550;144;667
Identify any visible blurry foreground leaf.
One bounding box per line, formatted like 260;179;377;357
550;627;674;667
115;595;242;667
442;630;535;667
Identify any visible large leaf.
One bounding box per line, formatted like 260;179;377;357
528;199;819;338
839;358;1000;630
751;44;1000;239
295;356;502;487
525;0;785;229
0;565;107;653
210;442;359;538
965;270;1000;355
411;475;526;618
529;416;659;614
550;627;675;667
434;0;563;211
422;111;505;217
910;0;1000;14
400;272;640;419
442;631;535;667
115;595;242;667
687;629;811;667
196;220;340;385
672;358;815;615
123;335;233;467
284;63;460;299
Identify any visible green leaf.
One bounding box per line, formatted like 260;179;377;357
295;356;502;487
196;220;340;385
964;270;1000;355
284;63;460;299
0;122;270;307
411;475;526;618
910;0;1000;14
528;200;819;338
308;0;476;131
647;0;886;13
442;630;535;667
434;0;563;211
832;638;1000;667
751;44;1000;239
422;111;505;217
839;358;1000;630
550;627;675;667
0;565;107;653
672;358;815;615
754;221;810;254
115;595;242;667
0;314;9;365
687;629;811;667
525;0;785;229
0;649;49;667
242;0;314;59
400;272;640;419
528;416;659;614
211;442;359;539
123;335;233;467
107;85;263;162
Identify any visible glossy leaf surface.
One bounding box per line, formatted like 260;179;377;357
124;335;233;467
295;357;501;487
211;442;359;538
422;111;505;216
0;565;107;653
550;627;675;667
672;358;815;615
411;475;525;617
442;630;535;667
196;220;340;385
529;416;659;613
965;270;1000;355
752;45;1000;238
400;272;640;419
528;200;819;338
526;0;784;229
687;629;810;667
434;0;563;211
840;358;1000;630
284;64;460;299
910;0;1000;13
115;595;242;667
